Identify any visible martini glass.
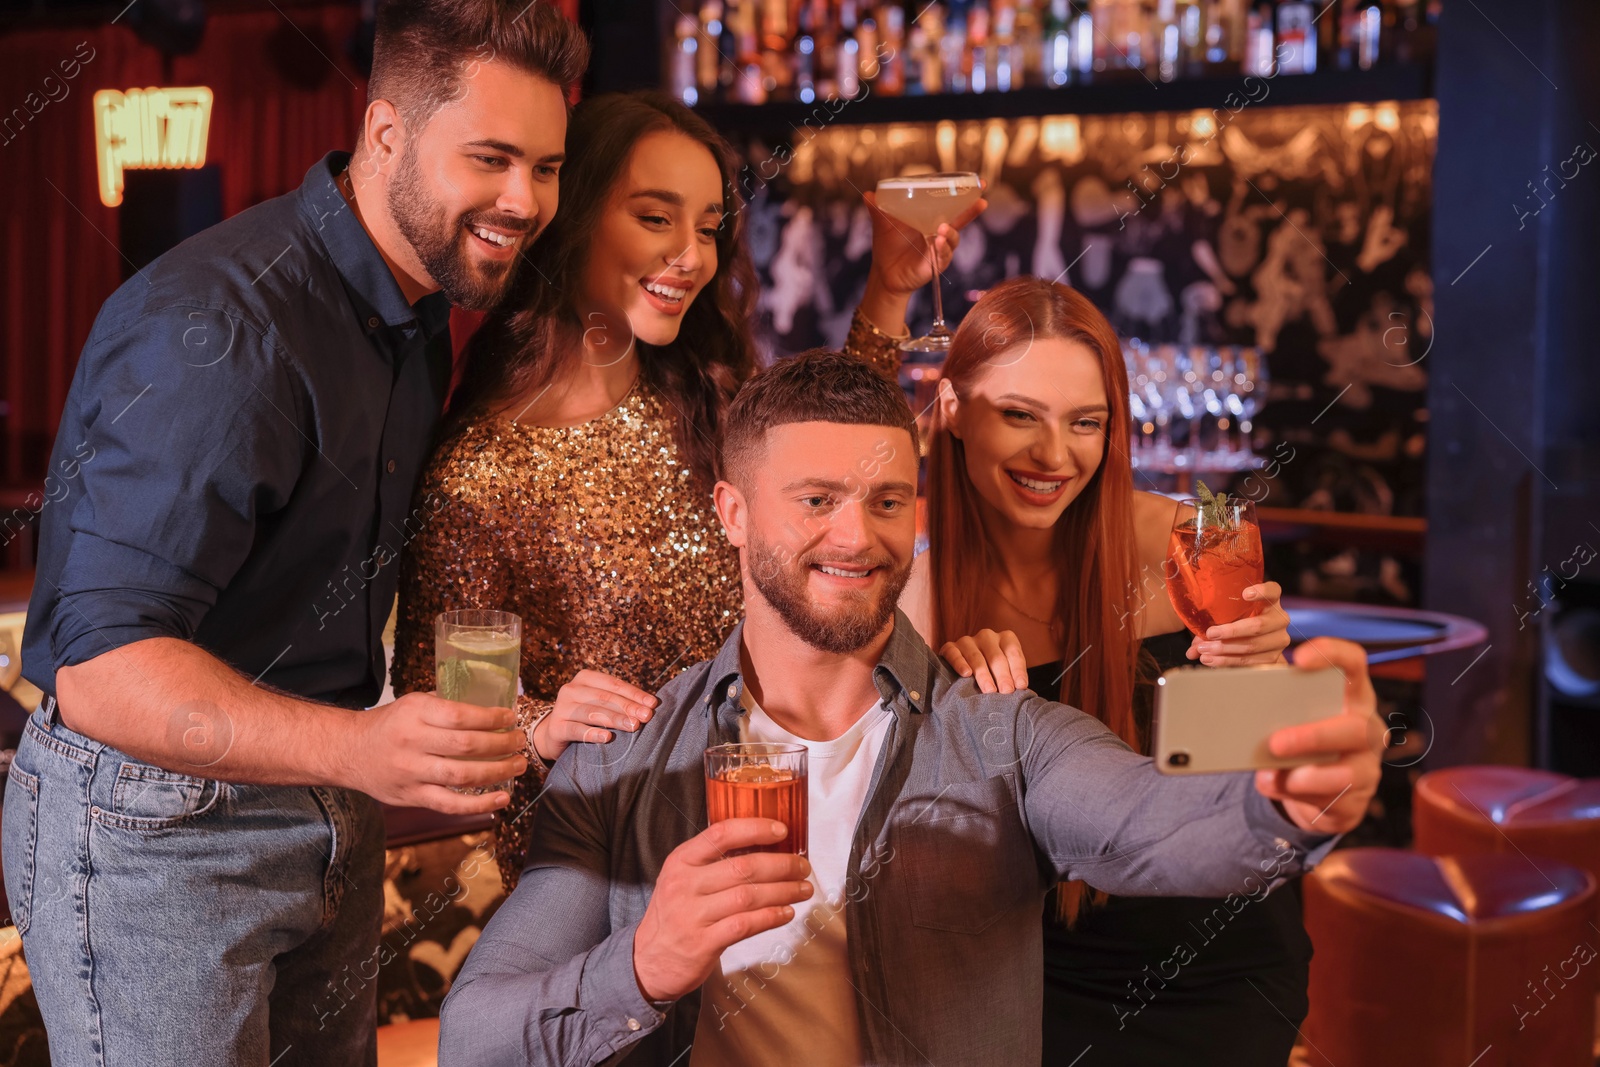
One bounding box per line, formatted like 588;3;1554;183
874;171;983;354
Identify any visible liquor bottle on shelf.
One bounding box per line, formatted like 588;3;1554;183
721;0;758;103
918;5;946;93
1099;0;1125;72
1206;0;1241;67
1177;0;1205;75
1044;0;1072;86
1102;0;1152;76
838;0;862;96
671;13;699;105
1275;0;1317;74
858;13;880;87
1242;1;1275;77
941;8;968;92
810;0;837;98
1015;0;1045;88
905;16;929;93
759;0;793;97
716;0;740;96
994;2;1019;91
696;0;724;100
794;0;818;101
969;2;992;93
1356;1;1382;69
1156;0;1180;82
1071;0;1096;82
878;5;907;94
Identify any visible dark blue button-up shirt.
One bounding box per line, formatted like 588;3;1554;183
439;611;1336;1066
23;151;453;708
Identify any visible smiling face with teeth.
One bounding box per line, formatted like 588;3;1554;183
377;60;568;311
938;336;1111;532
575;129;724;353
718;420;919;656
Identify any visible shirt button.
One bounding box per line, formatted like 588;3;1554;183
909;690;921;702
626;1018;641;1031
386;459;397;474
367;316;380;329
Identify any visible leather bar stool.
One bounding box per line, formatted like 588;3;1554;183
1302;848;1596;1067
376;1017;439;1067
1413;765;1600;886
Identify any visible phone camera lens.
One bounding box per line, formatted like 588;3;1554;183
1168;752;1190;767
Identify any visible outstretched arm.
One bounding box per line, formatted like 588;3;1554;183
1018;638;1380;896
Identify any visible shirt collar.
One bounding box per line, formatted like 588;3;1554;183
703;610;940;719
297;150;451;339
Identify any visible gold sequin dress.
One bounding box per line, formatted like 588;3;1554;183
391;309;903;888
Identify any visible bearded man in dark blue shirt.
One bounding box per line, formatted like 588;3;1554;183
2;2;587;1063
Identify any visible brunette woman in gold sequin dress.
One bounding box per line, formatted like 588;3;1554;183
391;92;984;886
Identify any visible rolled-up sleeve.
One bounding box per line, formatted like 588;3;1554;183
440;757;666;1066
1015;693;1336;896
48;305;305;671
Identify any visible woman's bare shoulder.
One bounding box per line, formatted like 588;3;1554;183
1130;491;1184;565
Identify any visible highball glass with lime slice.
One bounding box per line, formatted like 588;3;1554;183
435;609;522;796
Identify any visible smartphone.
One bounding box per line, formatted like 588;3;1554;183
1153;664;1345;775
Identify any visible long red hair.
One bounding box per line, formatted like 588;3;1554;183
924;277;1142;922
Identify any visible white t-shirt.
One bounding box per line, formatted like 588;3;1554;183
689;691;893;1067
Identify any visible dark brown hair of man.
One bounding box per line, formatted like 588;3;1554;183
721;348;920;488
368;0;590;132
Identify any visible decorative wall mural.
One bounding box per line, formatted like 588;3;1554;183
732;99;1438;604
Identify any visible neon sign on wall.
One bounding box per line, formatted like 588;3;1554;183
93;86;213;207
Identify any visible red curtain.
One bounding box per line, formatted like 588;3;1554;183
0;1;575;484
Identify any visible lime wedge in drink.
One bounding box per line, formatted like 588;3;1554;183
438;657;516;708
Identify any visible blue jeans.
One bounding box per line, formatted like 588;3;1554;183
1;704;385;1066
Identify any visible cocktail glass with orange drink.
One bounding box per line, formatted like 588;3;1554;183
1164;482;1266;638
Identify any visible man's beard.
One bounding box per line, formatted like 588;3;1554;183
385;144;523;311
748;534;911;655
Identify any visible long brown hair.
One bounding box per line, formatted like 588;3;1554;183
924;276;1142;923
448;91;758;485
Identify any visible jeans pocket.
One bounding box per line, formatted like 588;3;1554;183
94;761;224;833
2;765;40;935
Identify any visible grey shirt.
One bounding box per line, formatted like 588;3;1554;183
439;612;1335;1066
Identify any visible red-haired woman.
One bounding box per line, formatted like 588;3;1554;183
900;276;1304;1065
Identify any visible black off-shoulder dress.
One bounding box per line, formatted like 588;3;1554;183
1033;631;1311;1066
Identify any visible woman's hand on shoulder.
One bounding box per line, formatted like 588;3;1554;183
531;669;659;763
1187;581;1291;667
940;629;1029;694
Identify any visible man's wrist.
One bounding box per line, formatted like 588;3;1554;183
311;705;366;790
630;930;673;1006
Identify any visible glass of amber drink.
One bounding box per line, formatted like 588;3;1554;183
1164;485;1266;639
705;742;808;856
